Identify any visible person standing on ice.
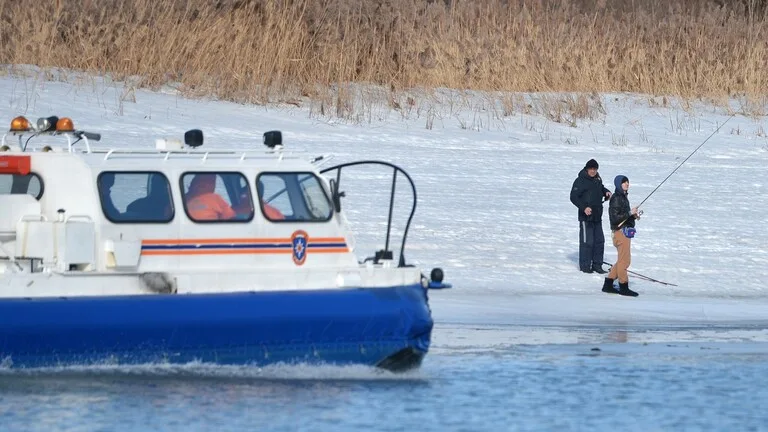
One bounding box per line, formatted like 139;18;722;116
602;175;640;297
570;159;611;274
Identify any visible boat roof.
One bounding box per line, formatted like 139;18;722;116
1;114;331;171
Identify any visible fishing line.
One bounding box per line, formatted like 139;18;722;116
636;112;736;209
616;112;736;228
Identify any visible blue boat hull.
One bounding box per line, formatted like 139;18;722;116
0;284;433;372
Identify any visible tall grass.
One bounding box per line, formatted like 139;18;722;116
1;0;767;105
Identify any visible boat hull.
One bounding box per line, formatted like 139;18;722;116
0;283;433;372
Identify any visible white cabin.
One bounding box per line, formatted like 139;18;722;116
0;116;420;298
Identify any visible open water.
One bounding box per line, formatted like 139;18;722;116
2;321;768;432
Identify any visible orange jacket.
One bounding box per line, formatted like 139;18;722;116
263;203;285;220
187;193;237;221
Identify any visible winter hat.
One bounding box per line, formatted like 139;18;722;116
585;159;599;169
613;175;629;193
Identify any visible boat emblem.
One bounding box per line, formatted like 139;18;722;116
291;230;309;265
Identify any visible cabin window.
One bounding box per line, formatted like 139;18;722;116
97;172;174;223
0;173;44;200
257;173;333;222
180;172;254;223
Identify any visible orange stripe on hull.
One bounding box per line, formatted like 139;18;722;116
141;249;293;256
141;237;347;245
141;248;349;256
308;247;350;253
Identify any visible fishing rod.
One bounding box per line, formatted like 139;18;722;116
637;112;736;208
617;112;737;227
602;261;677;286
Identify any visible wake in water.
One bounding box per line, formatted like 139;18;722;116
0;359;427;384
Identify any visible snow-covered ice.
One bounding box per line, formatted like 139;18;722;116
2;69;767;335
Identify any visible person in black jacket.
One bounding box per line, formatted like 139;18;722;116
570;159;611;273
602;175;640;297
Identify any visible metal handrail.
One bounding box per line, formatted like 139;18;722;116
320;160;418;268
99;148;307;161
2;130;96;153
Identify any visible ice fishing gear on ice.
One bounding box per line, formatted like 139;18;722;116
630;271;677;287
602;262;678;287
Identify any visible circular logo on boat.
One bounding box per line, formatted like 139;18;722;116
291;230;309;266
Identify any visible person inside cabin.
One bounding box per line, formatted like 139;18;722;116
185;173;238;221
232;179;255;215
99;173;121;220
257;179;285;221
126;174;173;220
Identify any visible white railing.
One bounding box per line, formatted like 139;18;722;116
2;131;333;166
98;148;304;162
1;131;94;153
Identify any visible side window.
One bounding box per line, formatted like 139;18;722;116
98;172;174;223
257;175;292;220
0;173;44;200
298;174;333;220
181;172;253;223
257;173;332;222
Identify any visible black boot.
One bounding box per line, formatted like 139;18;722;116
603;278;619;294
618;282;638;297
601;278;618;294
592;265;608;274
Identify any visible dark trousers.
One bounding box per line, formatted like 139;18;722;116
579;221;605;271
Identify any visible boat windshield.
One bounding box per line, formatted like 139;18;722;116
257;172;332;222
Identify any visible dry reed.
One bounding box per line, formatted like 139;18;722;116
1;0;767;108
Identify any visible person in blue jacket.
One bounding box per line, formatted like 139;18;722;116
570;159;611;273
